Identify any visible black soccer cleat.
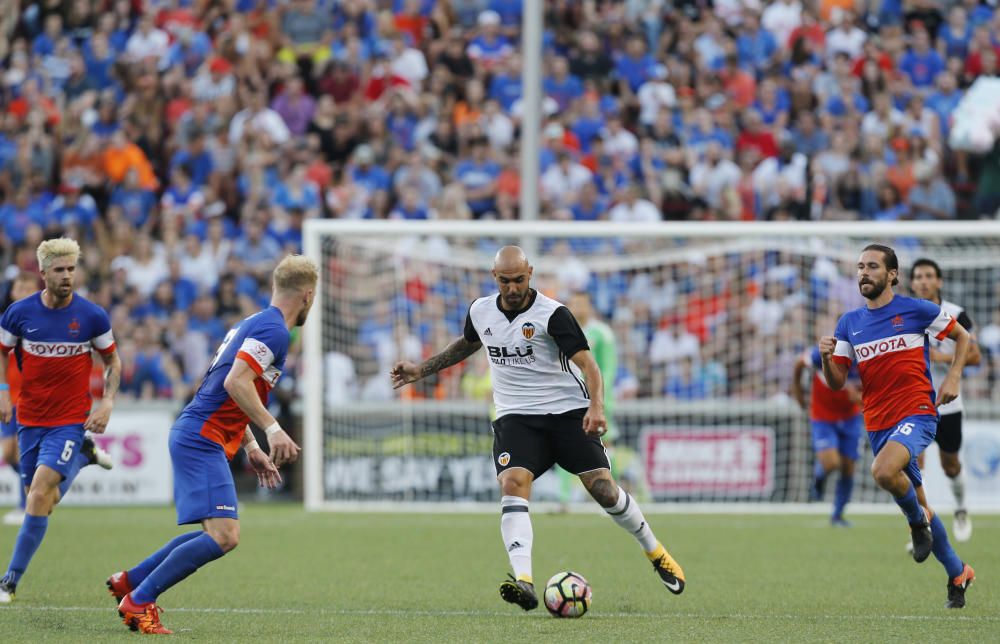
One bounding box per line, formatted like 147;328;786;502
499;575;538;611
945;564;975;609
909;519;933;563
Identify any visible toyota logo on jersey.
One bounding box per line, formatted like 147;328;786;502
521;322;535;339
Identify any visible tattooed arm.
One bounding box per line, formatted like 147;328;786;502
85;348;122;433
390;336;482;388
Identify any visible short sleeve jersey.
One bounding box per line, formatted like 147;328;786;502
831;295;955;431
0;292;115;426
464;290;591;418
807;346;860;422
176;306;289;458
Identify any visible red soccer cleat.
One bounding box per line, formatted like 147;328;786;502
106;571;132;604
118;593;173;635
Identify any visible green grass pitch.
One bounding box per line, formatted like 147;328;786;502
0;506;996;642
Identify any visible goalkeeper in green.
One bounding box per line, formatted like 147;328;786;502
556;292;624;505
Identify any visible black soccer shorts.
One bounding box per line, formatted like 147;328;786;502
491;407;610;478
935;411;963;454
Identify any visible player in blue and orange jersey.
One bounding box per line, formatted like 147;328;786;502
820;244;975;609
0;239;122;604
792;344;863;526
107;255;317;634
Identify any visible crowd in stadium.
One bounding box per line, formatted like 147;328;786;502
2;0;1000;404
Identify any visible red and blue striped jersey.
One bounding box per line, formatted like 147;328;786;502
831;295;955;432
0;292;115;426
175;306;289;458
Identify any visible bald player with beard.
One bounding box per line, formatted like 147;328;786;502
392;247;685;611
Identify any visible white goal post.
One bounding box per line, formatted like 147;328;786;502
303;220;1000;513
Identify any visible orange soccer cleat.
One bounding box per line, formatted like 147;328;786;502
118;593;173;635
106;571;132;604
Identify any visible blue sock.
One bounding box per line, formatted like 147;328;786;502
9;462;25;510
131;533;224;604
57;451;90;498
893;485;926;525
832;474;854;520
3;514;48;585
929;514;965;579
127;532;203;588
811;460;827;499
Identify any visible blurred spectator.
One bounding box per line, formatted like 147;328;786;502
908;161;956;220
2;0;1000;406
609;183;661;222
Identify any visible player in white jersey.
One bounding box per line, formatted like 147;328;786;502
391;247;685;611
909;259;981;542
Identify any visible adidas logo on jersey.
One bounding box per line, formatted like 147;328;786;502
484;328;492;336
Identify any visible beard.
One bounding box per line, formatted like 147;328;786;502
859;277;887;300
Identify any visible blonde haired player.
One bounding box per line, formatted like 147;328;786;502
108;255;317;634
0;238;121;603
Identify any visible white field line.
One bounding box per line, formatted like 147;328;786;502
4;605;999;622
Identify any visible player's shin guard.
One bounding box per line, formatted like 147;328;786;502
949;470;966;510
131;533;224;604
605;486;658;552
832;474;854;520
126;532;203;588
811;460;828;500
500;496;533;582
893;484;926;525
929;513;965;579
4;514;48;585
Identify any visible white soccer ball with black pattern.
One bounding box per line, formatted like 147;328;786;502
543;571;592;618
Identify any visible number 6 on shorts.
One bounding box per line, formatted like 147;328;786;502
61;440;76;462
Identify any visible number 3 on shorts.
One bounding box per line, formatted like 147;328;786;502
61;440;76;462
893;422;914;436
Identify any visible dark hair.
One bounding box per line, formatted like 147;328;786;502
909;257;941;281
863;243;899;286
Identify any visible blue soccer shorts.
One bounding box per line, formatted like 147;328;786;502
867;414;937;487
170;428;239;525
17;423;86;488
1;406;17;439
811;414;863;461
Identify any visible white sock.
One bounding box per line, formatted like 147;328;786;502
950;470;966;510
500;495;533;582
606;486;658;552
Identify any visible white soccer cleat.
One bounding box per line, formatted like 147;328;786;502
2;509;24;527
0;580;13;604
83;436;114;470
953;510;972;542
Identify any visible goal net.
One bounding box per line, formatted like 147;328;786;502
303;221;1000;511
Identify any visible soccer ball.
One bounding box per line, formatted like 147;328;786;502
543;571;592;618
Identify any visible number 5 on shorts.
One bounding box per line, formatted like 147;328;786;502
894;422;914;436
61;440;76;462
